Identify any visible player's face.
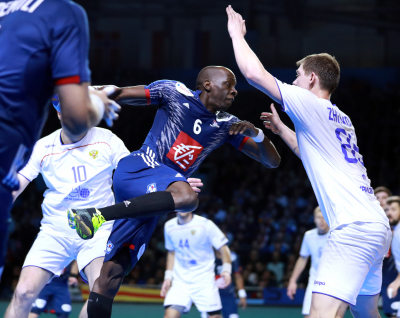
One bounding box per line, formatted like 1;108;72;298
375;191;389;208
293;64;311;90
314;210;329;232
386;202;400;226
211;70;238;112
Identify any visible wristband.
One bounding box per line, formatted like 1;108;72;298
164;270;173;281
238;289;247;298
252;128;264;143
70;273;79;279
89;93;105;119
222;263;232;275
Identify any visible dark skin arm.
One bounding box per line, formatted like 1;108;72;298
93;85;148;105
229;120;281;168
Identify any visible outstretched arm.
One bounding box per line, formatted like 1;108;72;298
261;104;300;158
229;120;280;168
226;5;281;103
93;85;149;106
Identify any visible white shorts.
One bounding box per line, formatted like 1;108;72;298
23;222;113;282
312;222;391;306
164;279;222;313
302;276;314;315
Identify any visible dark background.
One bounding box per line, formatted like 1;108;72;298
2;0;400;297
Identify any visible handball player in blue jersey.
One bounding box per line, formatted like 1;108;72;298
0;0;119;278
68;66;281;318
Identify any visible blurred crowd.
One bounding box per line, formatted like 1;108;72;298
1;72;400;298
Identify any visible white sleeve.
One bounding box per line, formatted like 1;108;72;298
207;220;229;250
275;78;322;128
110;134;130;169
299;235;311;257
164;226;174;251
18;141;41;182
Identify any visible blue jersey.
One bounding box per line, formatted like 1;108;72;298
139;80;249;177
0;0;90;157
215;251;241;296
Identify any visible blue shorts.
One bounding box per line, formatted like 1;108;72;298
104;150;186;270
220;293;238;317
30;281;71;317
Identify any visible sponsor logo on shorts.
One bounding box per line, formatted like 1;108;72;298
124;200;131;207
360;186;373;194
147;183;157;193
106;241;114;254
314;280;325;286
166;132;203;171
175;173;184;178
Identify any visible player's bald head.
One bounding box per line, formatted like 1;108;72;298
196;66;235;90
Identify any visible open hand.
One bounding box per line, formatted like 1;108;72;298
89;86;121;127
229;120;258;137
226;5;246;39
261;104;283;135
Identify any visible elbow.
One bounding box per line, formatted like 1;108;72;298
264;155;281;169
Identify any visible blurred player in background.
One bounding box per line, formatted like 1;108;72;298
214;241;247;318
29;261;79;318
68;67;281;318
287;207;329;318
385;196;400;317
161;212;232;318
374;187;399;318
4;100;129;318
0;0;119;279
227;5;391;318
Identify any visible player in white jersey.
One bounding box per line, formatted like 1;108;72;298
226;5;391;318
385;196;400;318
161;212;232;318
287;207;329;317
5;104;130;318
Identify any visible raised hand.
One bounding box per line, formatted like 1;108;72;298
261;104;283;135
226;5;246;39
229;120;258;137
89;86;121;127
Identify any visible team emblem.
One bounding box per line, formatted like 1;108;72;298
106;241;114;254
89;150;98;159
147;183;157;193
167;132;204;171
175;82;194;97
191;230;196;235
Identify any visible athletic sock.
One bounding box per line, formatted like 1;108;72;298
87;292;113;318
98;191;176;221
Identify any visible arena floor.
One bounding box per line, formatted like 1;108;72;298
0;302;386;317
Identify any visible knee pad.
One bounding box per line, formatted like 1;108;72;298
87;292;113;318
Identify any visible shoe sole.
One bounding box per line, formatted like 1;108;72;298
75;214;92;239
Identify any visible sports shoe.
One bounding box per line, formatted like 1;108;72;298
67;208;106;240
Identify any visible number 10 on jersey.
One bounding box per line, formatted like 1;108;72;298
72;165;87;183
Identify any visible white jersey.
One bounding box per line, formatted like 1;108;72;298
19;127;130;236
276;79;389;230
299;228;329;277
164;215;228;284
391;225;400;272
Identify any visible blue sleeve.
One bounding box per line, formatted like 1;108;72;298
232;253;241;273
51;2;90;84
144;80;178;106
225;117;249;150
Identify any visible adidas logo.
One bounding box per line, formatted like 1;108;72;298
183;103;190;109
124;201;131;207
175;173;183;178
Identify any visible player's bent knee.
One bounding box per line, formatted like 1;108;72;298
14;281;38;304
